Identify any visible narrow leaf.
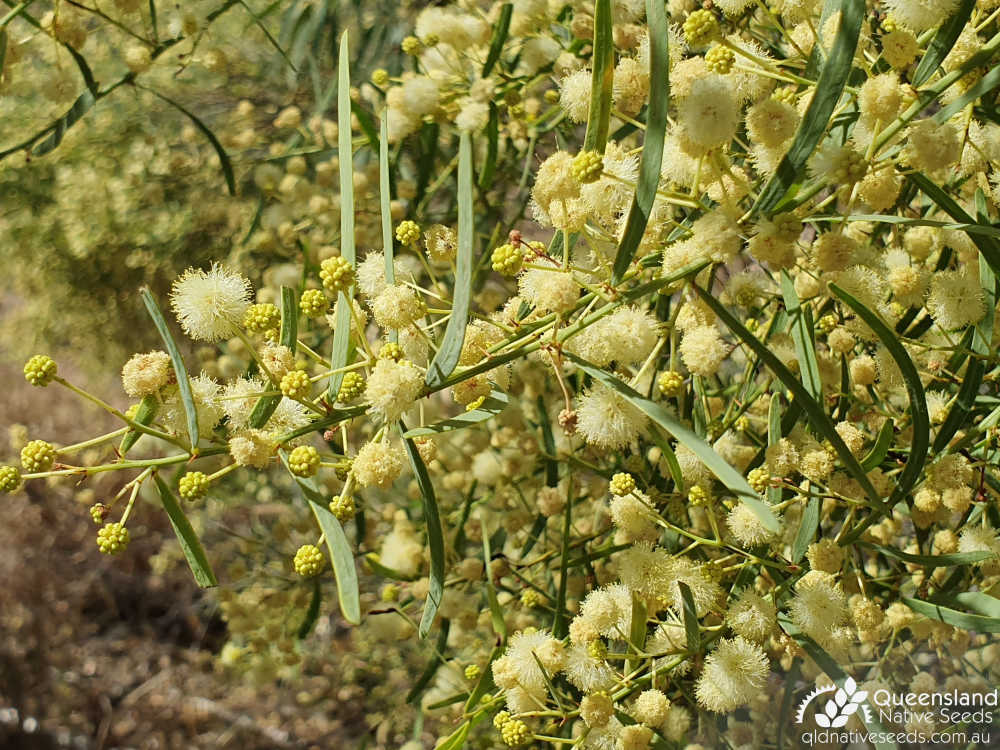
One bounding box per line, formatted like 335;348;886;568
935;64;1000;124
141;289;199;449
145;89;236;195
766;395;783;505
566;353;780;532
830;283;928;507
119;393;159;456
678;581;699;653
249;286;298;428
297;578;322;639
482;3;511;76
364;552;418;581
328;31;357;400
402;430;446;637
426;132;474;386
791;497;820;565
31;89;96;157
860;542;991;568
611;0;668;282
482;521;508;643
750;0;863;217
781;271;822;400
552;485;574;638
464;645;500;712
908;172;1000;277
282;456;361;625
912;0;976;86
861;418;893;471
154;474;217;588
583;0;614;153
693;286;885;515
903;596;1000;632
402;389;509;438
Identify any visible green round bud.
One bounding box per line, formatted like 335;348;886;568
319;256;355;293
491;243;524;276
24;355;57;387
570;150;604;184
97;522;130;555
336;371;365;403
394;219;421;246
705;44;735;74
0;465;21;492
243;302;280;333
683;9;720;47
293;544;325;577
280;369;311;400
464;664;480;680
401;36;421;55
20;440;55;473
89;502;108;524
747;466;771;493
520;589;543;608
333;458;352;481
609;472;636;496
657;371;685;397
179;471;210;501
329;494;356;522
288;445;321;477
371;68;389;87
378;341;403;361
299;288;330;318
500;717;531;746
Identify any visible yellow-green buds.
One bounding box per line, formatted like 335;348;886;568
97;522;130;555
378;341;403;361
395;219;421;246
491;243;524;276
319;256;354;293
21;440;55;473
280;369;311;400
464;664;480;680
571;150;604;184
293;544;325;577
243;302;280;333
24;355;57;386
747;467;770;494
705;44;735;74
683;9;720;47
329;494;356;522
371;68;389;87
688;485;708;506
401;36;421;55
89;503;108;524
818;314;838;334
299;289;330;318
179;471;210;501
499;717;530;746
657;371;684;396
520;589;543;608
0;466;21;492
288;445;321;477
336;371;365;403
609;472;636;496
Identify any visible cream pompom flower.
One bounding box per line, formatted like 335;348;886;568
170;263;252;342
694;636;769;713
575;382;648;450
